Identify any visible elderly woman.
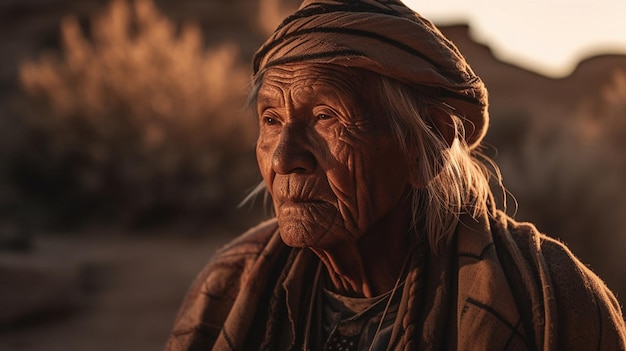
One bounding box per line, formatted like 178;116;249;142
165;0;626;350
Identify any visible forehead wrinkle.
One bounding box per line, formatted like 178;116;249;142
297;75;361;107
258;80;286;108
262;65;365;108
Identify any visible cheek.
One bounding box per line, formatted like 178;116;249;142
335;136;409;219
323;136;379;231
256;137;274;184
370;142;410;203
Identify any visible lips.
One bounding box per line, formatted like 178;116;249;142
282;197;326;204
277;196;330;212
271;176;333;205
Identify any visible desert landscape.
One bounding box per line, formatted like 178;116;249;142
1;0;625;350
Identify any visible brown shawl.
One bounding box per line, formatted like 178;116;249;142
164;212;626;350
253;0;489;149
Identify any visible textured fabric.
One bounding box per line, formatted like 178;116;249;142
314;277;403;350
312;286;401;351
253;0;489;149
164;212;626;350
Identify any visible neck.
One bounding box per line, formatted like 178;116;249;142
310;198;414;298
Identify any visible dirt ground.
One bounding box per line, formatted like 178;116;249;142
0;231;234;351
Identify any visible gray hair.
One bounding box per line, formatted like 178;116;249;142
375;74;502;252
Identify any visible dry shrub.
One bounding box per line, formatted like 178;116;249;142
495;68;626;298
13;0;258;229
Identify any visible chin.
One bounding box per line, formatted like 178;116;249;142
278;217;323;247
275;202;339;247
277;215;352;249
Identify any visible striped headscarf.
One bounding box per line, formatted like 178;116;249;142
253;0;489;149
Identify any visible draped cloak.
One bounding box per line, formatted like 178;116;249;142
163;211;626;350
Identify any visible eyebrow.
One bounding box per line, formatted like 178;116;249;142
256;94;275;105
256;79;361;113
255;87;283;108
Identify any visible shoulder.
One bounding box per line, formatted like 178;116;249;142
493;211;619;309
492;212;626;349
186;217;281;304
495;212;613;299
211;217;281;266
165;218;283;349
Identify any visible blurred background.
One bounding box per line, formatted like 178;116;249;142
0;0;624;349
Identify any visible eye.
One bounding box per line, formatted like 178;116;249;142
313;106;337;121
262;116;278;125
317;113;332;120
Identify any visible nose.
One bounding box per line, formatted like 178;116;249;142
272;124;317;174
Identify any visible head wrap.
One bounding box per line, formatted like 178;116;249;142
253;0;489;149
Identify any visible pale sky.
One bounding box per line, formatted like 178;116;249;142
404;0;626;78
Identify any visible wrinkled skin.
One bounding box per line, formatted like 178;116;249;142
256;64;414;297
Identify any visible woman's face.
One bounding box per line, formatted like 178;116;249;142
256;64;411;249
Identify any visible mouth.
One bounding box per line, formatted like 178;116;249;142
276;193;333;206
277;198;333;220
287;196;326;202
271;176;334;207
280;197;329;206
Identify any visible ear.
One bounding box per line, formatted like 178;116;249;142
427;108;456;147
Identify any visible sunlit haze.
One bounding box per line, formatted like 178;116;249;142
404;0;626;78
